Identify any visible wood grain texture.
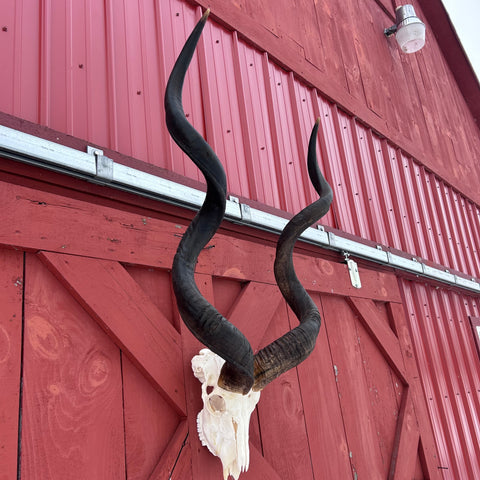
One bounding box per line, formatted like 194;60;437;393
348;297;407;382
389;388;420;480
38;251;186;415
169;440;193;480
297;293;353;480
256;301;314;479
351;301;404;477
148;419;190;479
124;265;177;331
323;295;386;479
21;254;125;479
182;273;230;480
0;249;23;480
122;355;180;480
227;281;282;352
1;180;402;303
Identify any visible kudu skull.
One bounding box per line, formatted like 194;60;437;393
165;9;333;480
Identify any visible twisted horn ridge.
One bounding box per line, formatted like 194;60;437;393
166;9;254;394
252;120;333;391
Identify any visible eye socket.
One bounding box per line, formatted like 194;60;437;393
209;394;226;412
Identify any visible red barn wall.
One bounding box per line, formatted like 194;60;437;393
1;0;480;478
193;0;480;205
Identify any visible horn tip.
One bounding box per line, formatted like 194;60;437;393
202;8;211;20
315;117;320;125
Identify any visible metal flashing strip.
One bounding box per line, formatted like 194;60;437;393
0;125;96;175
1;125;479;294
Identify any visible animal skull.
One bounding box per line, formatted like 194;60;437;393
192;349;261;480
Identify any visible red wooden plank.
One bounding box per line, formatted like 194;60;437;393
288;251;402;302
39;251;186;416
348;297;407;383
169;440;193;480
21;254;125;479
350;300;404;476
0;249;23;480
322;295;385;479
297;293;353;480
256;301;314;479
242;446;282;480
149;419;189;480
124;265;177;330
389;388;420;480
122;355;180;480
0;179;179;267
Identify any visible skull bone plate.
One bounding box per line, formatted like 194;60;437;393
192;349;261;480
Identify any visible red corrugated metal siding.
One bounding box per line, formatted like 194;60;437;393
400;279;480;478
233;34;281;207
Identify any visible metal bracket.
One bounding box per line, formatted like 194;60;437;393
88;146;113;182
344;252;362;289
241;203;252;222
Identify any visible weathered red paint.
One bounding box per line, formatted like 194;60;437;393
0;249;23;480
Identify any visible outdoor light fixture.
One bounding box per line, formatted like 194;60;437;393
385;4;426;53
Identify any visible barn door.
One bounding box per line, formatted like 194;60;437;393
302;293;439;480
0;248;193;480
1;177;441;479
181;263;442;480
